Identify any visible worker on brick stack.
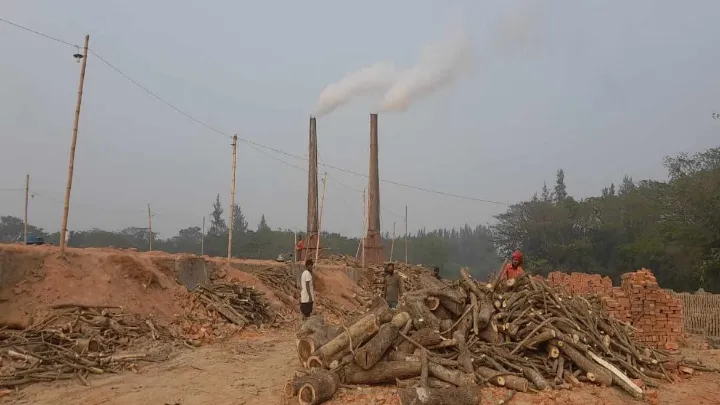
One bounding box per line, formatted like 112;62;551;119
295;234;305;262
500;250;525;284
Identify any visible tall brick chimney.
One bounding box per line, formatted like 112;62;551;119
363;113;386;264
304;116;319;261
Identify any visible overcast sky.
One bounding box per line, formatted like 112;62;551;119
1;0;719;239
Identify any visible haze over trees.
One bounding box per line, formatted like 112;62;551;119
2;147;718;292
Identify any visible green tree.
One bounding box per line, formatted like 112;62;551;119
209;194;227;237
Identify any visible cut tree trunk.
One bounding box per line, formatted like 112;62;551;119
354;312;410;370
406;299;440;331
396;328;444;355
341;360;422;385
428;362;476;387
297;369;340;405
297;326;341;365
425;296;440;311
440;299;464;317
558;341;612;386
523;366;551;391
453;318;473;374
397;386;481;405
432;305;451;321
314;314;380;365
396;377;454;389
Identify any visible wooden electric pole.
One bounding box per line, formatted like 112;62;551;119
60;34;89;255
390;221;396;262
201;216;205;255
227;135;238;267
24;174;29;244
314;172;327;264
405;204;408;264
147;203;153;251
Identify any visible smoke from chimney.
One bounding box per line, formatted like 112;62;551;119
380;28;472;112
314;62;397;117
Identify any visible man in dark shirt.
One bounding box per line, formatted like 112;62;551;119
383;263;403;309
432;266;441;280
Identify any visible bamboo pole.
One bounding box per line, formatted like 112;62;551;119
356;188;367;259
24;174;29;244
147;203;153;251
405;204;408;264
60;34;89;255
227;135;238;267
390;221;396;262
201;216;205;255
361;188;367;269
315;172;327;264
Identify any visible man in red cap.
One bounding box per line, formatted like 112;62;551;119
500;250;525;282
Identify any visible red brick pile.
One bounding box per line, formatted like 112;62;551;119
543;269;683;350
619;269;683;350
546;271;613;295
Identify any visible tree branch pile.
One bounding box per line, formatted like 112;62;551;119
192;283;275;329
0;305;170;388
284;268;698;404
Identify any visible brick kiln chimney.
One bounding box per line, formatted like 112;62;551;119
363;113;386;264
304;116;319;261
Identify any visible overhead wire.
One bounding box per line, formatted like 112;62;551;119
1;17;512;207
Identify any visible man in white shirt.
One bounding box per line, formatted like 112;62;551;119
300;259;316;318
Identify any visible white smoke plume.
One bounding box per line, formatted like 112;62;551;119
380;27;472;112
314;62;398;117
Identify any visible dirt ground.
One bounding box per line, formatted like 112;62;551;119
7;336;720;405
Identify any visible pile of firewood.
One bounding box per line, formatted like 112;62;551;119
284;269;689;404
193;283;276;328
0;305;169;388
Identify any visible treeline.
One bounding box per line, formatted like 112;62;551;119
3;146;718;291
491;147;720;292
0;196;500;280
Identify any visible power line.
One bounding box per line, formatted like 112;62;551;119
0;18;78;48
1;18;512;207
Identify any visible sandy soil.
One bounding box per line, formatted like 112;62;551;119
6;336;720;405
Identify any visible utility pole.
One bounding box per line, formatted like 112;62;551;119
361;188;367;269
201;216;205;255
405;204;408;264
227;135;238;267
315;172;327;264
60;34;89;256
390;221;396;262
147;203;153;251
24;174;29;244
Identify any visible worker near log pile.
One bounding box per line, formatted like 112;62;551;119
383;262;403;310
300;259;316;319
433;266;441;280
499;250;525;282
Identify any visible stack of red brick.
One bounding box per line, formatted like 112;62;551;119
619;269;683;350
543;269;683;350
546;272;613;295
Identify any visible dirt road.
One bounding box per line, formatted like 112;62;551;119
11;334;299;405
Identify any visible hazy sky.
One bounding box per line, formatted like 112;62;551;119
2;0;719;239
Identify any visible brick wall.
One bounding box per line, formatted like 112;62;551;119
544;269;683;350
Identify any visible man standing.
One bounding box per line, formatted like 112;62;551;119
383;262;403;309
432;267;441;280
300;259;315;318
499;250;525;282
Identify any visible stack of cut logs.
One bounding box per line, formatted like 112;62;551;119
285;269;680;405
